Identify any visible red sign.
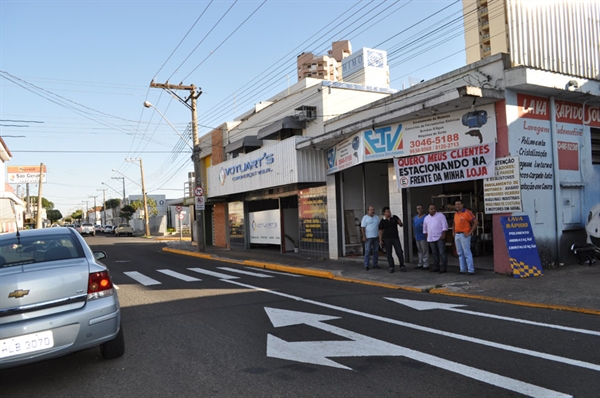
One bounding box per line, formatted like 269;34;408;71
517;94;550;121
557;141;579;171
194;186;204;196
555;100;600;127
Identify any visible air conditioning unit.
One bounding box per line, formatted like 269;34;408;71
294;105;317;121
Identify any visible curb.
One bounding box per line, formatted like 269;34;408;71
161;247;600;316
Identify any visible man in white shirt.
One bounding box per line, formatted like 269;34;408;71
423;203;448;273
361;206;380;270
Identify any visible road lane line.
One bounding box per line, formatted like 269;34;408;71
157;269;201;282
123;271;161;286
387;298;600;336
222;279;600;372
217;267;274;278
187;268;240;280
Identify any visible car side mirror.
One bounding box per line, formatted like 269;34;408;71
94;251;107;261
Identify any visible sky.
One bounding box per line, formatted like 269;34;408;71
1;0;469;218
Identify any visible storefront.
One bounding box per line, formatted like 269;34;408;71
207;136;329;258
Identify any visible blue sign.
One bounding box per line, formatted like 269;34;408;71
500;215;543;278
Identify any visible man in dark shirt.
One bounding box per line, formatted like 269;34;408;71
378;206;407;273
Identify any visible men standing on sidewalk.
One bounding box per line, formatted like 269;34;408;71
361;206;380;270
453;199;478;275
423;203;448;273
379;206;407;273
413;204;429;270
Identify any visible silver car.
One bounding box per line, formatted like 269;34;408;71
0;228;124;369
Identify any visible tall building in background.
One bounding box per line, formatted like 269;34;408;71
297;41;352;82
462;0;599;80
462;0;509;63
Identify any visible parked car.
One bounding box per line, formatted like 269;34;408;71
0;228;124;369
79;222;95;236
103;225;114;234
114;223;134;237
94;224;103;233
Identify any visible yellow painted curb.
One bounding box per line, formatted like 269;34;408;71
429;288;600;316
243;260;335;279
161;247;600;315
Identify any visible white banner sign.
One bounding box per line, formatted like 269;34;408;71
326;133;363;174
395;143;496;189
484;156;522;214
249;209;281;245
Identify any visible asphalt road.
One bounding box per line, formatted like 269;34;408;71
1;235;599;397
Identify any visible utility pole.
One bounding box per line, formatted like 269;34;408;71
97;189;107;225
149;80;205;251
36;162;44;229
82;201;89;222
111;176;126;205
88;195;98;224
125;158;150;237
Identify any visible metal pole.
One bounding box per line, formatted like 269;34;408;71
191;85;205;252
36;163;44;229
139;159;151;237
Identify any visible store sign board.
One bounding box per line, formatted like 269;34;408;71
7;165;47;184
249;209;281;245
500;215;543;278
484;156;522;214
363;104;497;162
326;133;363;174
394;143;495;189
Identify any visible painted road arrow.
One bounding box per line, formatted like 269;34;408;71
265;307;571;397
385;298;600;336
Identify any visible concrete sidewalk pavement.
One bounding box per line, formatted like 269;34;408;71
158;240;600;315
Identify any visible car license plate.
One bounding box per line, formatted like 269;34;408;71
0;330;54;359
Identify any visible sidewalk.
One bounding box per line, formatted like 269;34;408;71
158;240;600;315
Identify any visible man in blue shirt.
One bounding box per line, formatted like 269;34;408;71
413;204;429;270
361;206;380;270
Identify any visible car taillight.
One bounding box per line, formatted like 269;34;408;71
87;271;114;300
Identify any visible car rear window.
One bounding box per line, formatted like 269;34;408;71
0;233;83;268
119;224;130;228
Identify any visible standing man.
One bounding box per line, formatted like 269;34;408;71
413;204;428;270
379;206;406;273
453;199;478;275
361;205;380;270
422;203;448;273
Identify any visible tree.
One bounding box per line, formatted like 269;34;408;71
131;198;159;217
25;196;54;210
71;209;83;221
105;198;121;210
119;205;136;221
47;209;63;223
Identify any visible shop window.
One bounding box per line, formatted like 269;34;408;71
592;127;600;164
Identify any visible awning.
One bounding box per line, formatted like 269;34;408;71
257;116;304;140
225;135;262;154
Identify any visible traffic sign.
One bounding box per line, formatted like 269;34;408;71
195;195;205;211
175;205;183;213
194;186;204;196
178;213;184;220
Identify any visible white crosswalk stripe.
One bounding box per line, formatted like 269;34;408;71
157;269;201;282
243;267;304;277
217;267;274;278
187;268;240;280
123;271;161;286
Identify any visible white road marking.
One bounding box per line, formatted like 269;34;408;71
244;267;304;277
123;271;161;286
265;308;570;397
113;284;120;290
217;267;274;278
187;268;240;280
387;298;600;336
223;279;600;372
157;269;201;282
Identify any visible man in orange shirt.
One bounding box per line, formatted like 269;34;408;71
453;199;478;275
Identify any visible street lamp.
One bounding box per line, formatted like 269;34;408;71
112;166;150;237
143;101;193;150
143;100;205;252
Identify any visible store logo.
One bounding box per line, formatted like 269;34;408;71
367;50;384;68
364;124;404;156
326;147;336;169
219;167;227;185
